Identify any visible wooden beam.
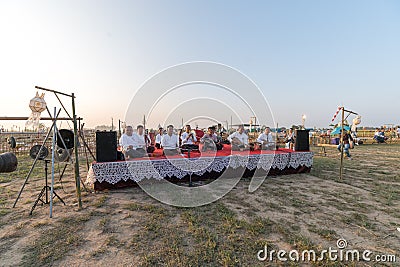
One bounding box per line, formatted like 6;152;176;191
35;86;74;98
339;107;345;179
0;117;82;121
343;109;358;115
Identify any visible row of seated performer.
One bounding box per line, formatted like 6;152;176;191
228;125;276;151
119;124;223;159
119;124;276;160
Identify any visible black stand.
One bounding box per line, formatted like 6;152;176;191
30;160;65;215
187;149;193;187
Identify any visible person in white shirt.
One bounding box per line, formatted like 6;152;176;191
119;126;135;150
132;126;146;149
119;126;145;159
397;126;400;138
181;125;199;150
161;125;180;156
129;125;148;158
374;128;380;137
228;125;249;150
155;127;164;149
257;127;275;150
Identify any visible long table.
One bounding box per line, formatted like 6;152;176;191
86;147;314;191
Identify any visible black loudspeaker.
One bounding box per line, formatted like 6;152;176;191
96;131;117;162
295;130;310;151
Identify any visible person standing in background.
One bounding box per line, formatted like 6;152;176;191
337;131;354;160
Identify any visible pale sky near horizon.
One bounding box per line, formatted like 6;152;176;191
0;0;399;130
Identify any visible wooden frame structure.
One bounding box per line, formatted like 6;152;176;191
338;107;358;179
11;86;83;210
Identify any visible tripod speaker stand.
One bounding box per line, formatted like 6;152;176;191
30;159;65;215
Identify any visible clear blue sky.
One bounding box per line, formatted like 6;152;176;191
0;0;399;129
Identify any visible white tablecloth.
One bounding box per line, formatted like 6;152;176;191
86;151;313;185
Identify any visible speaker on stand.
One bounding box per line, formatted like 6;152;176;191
295;130;310;151
96;131;117;162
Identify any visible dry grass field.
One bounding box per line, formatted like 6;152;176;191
0;144;399;266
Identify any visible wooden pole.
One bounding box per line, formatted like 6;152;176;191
118;119;122;139
80;123;90;170
0;116;80;121
54;92;72;119
35;86;73;98
71;93;82;208
276;122;279;150
49;107;56;218
339;107;345;179
79;123;96;161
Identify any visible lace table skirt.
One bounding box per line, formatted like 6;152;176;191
86;151;313;186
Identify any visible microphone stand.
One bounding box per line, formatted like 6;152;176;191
187;148;192;187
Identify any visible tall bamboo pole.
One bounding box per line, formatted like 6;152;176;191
49;107;56;218
276;122;279;150
339;107;345;179
118;119;122;139
71;93;82;208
